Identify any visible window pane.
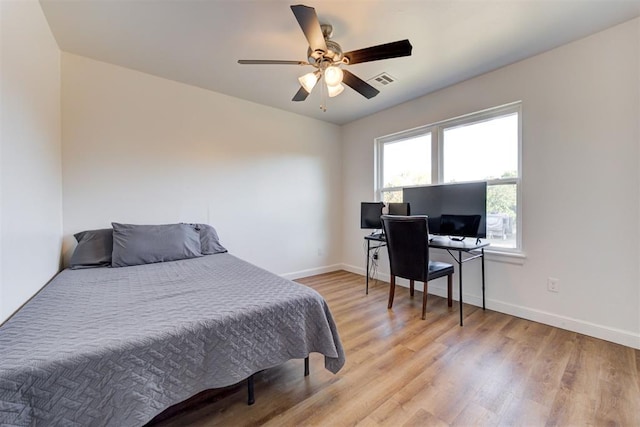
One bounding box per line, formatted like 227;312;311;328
443;114;518;182
382;134;431;188
486;183;517;248
382;190;402;203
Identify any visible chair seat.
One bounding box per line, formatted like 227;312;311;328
428;260;454;280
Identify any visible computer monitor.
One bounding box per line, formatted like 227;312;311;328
360;202;384;229
360;202;412;229
388;202;411;216
403;181;487;238
439;214;482;238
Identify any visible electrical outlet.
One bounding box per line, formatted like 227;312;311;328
373;253;378;260
547;277;560;293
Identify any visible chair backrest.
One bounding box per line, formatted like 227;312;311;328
381;215;430;282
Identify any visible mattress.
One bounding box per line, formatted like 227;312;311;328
0;254;345;426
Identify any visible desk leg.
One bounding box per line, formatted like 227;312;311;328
481;248;486;310
365;239;370;295
458;250;463;326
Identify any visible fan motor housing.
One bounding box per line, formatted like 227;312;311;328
307;39;343;64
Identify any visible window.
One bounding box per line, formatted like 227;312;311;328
376;102;521;252
378;132;431;202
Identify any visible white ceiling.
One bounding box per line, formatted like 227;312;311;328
40;0;640;125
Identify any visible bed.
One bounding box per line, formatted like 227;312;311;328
0;224;345;426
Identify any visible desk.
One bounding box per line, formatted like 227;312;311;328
364;234;489;326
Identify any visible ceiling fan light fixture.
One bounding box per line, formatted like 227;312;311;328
298;71;321;93
327;82;344;98
238;5;412;108
324;66;343;86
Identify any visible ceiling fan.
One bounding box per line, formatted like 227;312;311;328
238;4;412;111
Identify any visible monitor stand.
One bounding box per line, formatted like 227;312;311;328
448;236;482;244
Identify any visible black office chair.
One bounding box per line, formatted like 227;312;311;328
381;215;454;320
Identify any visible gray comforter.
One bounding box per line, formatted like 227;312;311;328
0;254;345;426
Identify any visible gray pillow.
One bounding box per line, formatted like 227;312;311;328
111;223;202;268
70;228;113;269
186;223;227;255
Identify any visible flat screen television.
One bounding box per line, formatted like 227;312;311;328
402;182;487;238
360;202;411;229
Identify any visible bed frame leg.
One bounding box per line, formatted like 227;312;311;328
247;374;255;405
247;357;308;405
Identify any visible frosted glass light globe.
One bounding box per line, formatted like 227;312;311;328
324;66;344;86
327;83;344;98
298;71;320;93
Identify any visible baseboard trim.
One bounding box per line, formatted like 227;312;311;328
488;298;640;350
340;264;640;350
281;264;343;281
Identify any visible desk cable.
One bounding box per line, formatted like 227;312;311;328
363;240;382;285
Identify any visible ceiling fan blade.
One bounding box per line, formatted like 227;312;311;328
342;70;380;99
344;39;413;65
290;5;327;55
292;86;310;102
238;60;309;65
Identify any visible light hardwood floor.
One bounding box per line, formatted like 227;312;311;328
152;270;640;426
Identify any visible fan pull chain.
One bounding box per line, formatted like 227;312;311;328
320;77;327;112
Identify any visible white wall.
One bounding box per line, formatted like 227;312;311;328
0;1;63;323
61;53;342;277
342;18;640;349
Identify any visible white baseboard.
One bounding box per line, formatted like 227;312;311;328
340;264;640;350
281;264;343;281
488;299;640;350
341;263;365;277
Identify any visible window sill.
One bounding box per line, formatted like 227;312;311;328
481;249;526;265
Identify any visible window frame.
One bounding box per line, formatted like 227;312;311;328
375;101;522;254
376;127;435;201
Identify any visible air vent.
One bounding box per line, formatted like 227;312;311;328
367;72;396;89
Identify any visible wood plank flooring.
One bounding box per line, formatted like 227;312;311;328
151;270;640;426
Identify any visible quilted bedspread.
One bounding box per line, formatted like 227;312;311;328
0;254;345;426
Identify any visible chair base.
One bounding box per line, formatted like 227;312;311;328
388;274;453;320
